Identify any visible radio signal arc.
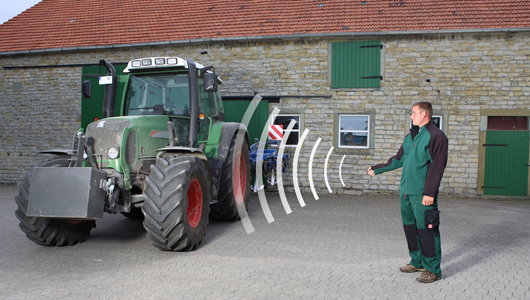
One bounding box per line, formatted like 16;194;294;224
235;93;342;234
324;147;334;194
276;119;298;215
234;93;264;234
308;137;322;200
233;125;255;234
339;155;346;187
240;93;262;127
293;128;310;208
254;107;281;224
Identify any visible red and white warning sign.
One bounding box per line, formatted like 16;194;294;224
268;125;283;140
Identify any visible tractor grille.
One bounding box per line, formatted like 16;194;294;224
125;130;136;164
86;119;131;160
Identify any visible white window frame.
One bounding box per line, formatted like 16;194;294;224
338;114;370;149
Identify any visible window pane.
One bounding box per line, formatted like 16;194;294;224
431;116;442;130
274;115;300;145
274;115;300;130
198;79;217;118
340;115;368;131
341;132;368;147
285;132;299;145
409;116;443;130
125;73;190;116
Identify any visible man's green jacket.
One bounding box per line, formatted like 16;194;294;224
372;122;448;197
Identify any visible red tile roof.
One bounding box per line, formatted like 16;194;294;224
1;0;530;53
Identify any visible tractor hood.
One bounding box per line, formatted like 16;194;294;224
86;115;172;170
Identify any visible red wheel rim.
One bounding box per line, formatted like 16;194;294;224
233;152;246;204
187;179;203;228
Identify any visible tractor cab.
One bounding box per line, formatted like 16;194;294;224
121;57;224;147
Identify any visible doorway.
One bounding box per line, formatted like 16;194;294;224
482;116;529;196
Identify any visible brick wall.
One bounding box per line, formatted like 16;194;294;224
1;32;528;197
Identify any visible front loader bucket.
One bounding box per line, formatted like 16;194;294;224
27;168;107;219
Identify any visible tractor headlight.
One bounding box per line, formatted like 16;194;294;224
108;147;119;159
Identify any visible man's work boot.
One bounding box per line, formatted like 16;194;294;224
416;270;441;283
399;264;426;273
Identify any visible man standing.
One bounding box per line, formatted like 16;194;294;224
367;102;448;283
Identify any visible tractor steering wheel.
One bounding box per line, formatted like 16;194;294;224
154;103;186;116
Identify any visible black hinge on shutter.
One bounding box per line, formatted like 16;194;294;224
482;144;509;147
361;76;383;80
361;45;383;49
481;186;507;189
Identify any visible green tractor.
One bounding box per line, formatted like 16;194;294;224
15;57;251;251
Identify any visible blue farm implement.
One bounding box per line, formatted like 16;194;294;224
249;140;289;192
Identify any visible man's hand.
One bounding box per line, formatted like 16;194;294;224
422;195;434;206
366;166;375;176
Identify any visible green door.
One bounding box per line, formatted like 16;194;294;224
221;99;269;144
483;131;530;196
81;64;127;129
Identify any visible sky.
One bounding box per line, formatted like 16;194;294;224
1;0;42;24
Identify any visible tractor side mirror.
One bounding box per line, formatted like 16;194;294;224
82;80;92;98
203;72;218;92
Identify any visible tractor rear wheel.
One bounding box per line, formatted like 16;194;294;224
142;155;211;251
211;133;251;221
14;157;96;246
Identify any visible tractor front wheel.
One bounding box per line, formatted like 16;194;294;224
14;157;96;246
142;155;211;251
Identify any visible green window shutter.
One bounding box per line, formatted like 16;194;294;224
331;40;381;88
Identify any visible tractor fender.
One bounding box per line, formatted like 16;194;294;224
207;123;249;201
216;123;249;162
155;146;213;187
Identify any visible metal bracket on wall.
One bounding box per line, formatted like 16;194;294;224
361;76;383;80
360;45;383;49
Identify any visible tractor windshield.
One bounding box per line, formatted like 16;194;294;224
124;73;190;116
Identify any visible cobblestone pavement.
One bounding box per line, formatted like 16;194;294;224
1;184;529;299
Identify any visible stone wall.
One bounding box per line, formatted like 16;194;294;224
1;32;529;197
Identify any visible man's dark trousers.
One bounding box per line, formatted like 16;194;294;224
400;193;442;278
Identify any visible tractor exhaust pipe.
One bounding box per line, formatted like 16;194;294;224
186;59;199;148
100;59;118;118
